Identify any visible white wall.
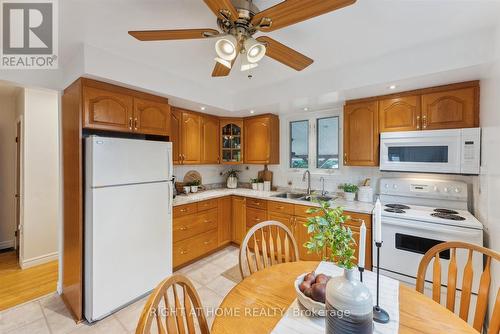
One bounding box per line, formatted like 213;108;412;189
19;88;60;268
476;24;500;324
0;93;17;249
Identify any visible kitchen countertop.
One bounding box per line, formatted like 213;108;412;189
173;188;375;214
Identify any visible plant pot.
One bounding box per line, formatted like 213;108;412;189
251;183;258;190
264;181;271;192
326;268;373;334
344;192;356;201
183;186;190;194
190;186;198;193
227;176;238;189
257;183;264;191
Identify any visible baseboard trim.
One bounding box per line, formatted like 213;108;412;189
21;252;58;269
0;240;14;250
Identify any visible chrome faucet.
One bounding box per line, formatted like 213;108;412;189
320;177;328;196
302;170;311;196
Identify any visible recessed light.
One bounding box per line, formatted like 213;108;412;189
200;106;206;111
389;85;397;90
250;110;255;114
303;107;309;111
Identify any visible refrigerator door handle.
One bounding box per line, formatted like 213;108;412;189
167;181;173;215
167;147;173;179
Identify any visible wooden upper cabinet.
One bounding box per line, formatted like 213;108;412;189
244;114;280;165
201;116;220;164
343;101;379;166
220;119;244;164
421;87;478;130
180;111;202;164
170;108;182;165
379;95;421;132
133;98;171;136
83;86;134;132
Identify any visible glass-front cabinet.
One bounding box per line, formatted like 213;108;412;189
220;119;243;164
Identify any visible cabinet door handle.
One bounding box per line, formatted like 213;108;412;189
344;153;348;165
128;117;133;130
416;115;421;130
134;118;138;130
180;249;188;255
203;240;211;245
422;115;428;129
203;220;211;224
179;226;188;231
180;208;187;213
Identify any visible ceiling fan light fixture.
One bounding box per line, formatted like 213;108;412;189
241;56;258;71
215;35;238;61
215;57;232;69
244;38;266;63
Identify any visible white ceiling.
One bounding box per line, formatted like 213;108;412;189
3;0;500;115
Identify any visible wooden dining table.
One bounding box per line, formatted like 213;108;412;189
211;261;477;334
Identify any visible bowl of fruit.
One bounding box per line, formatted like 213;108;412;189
295;271;331;316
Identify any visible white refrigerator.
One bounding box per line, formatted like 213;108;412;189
84;136;173;322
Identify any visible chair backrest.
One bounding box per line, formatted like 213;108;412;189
136;274;210;334
239;220;299;278
416;241;500;334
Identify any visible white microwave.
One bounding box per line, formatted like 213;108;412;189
380;128;480;175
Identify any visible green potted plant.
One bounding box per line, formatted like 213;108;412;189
250;178;258;190
188;180;201;193
340;183;359;202
304;201;373;333
224;169;240;189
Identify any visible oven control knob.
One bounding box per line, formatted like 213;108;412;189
393;184;398;189
454;187;461;193
444;187;449;193
433;186;439;192
384;184;389;189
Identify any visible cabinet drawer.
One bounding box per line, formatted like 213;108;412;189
246;198;267;210
246;207;267;228
294;205;321;218
268;201;294;215
344;211;372;228
173;203;197;218
197;199;218;212
173;229;218;268
173;209;217;242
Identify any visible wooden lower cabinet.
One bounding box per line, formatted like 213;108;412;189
246;207;267;229
231;196;246;245
173;230;218;268
218;197;232;246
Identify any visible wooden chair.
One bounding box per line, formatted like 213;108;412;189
136;274;210;334
416;241;500;334
239;220;299;278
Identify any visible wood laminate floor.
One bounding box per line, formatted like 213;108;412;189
0;251;58;311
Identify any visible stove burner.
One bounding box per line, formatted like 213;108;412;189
434;208;459;215
385;204;410;210
384;208;406;214
431;213;466;221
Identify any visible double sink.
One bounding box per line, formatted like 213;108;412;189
272;192;335;203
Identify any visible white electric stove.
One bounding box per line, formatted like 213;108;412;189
374;178;483;321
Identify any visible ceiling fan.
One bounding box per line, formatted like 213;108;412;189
128;0;356;77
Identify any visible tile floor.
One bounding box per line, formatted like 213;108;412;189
0;246;240;334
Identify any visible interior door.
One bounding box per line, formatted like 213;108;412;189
133;98;171;136
15;121;21;262
181;111;202;164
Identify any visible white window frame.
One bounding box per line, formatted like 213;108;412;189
285;108;342;175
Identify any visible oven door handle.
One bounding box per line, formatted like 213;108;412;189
381;219;477;236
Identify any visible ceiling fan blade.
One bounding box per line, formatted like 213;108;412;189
251;0;356;32
203;0;239;21
129;29;220;41
257;36;313;71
